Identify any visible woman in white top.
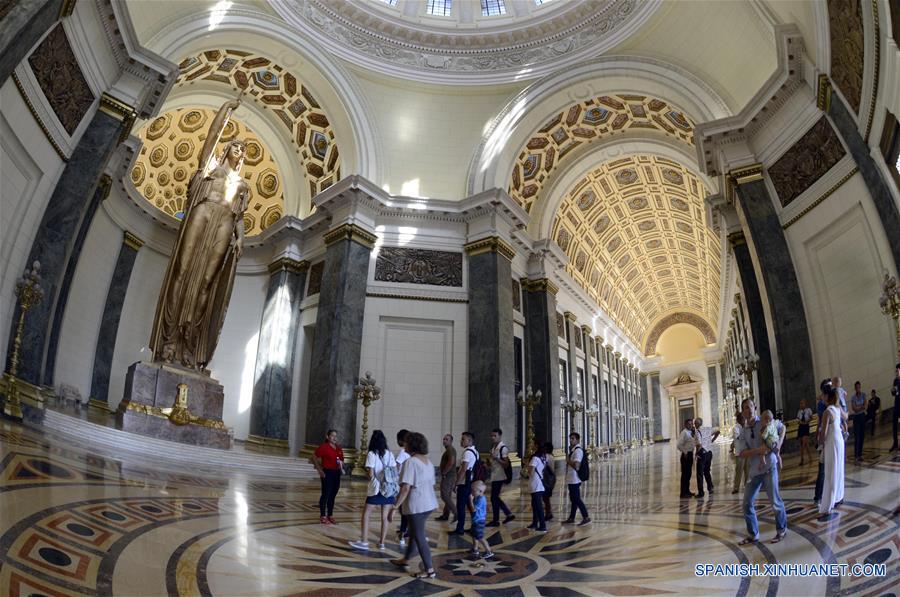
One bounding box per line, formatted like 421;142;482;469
818;389;845;517
389;432;438;579
527;440;548;532
797;399;814;466
349;430;396;551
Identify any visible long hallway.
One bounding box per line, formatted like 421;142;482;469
1;418;896;596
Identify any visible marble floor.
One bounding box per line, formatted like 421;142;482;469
0;418;897;596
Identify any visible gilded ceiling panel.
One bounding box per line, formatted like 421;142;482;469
550;155;720;345
131;107;283;237
509;95;695;213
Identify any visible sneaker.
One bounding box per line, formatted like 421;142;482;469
526;524;537;530
578;518;591;526
349;541;370;551
399;537;406;546
535;527;548;533
320;516;329;524
435;515;449;521
327;517;337;525
486;521;501;527
503;515;516;524
483;551;495;559
378;543;386;550
562;518;576;524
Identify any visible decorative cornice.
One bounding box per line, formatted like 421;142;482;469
729;163;764;185
323;223;377;249
782;167;859;229
98;92;136;143
522;277;559;295
60;0;77;17
564;311;577;323
464;236;515;261
11;71;67;161
366;292;468;304
123;231;144;251
816;74;833;112
727;231;747;247
864;0;880;142
268;257;310;276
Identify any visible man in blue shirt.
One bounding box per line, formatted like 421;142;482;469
849;381;867;461
735;398;787;545
891;364;900;452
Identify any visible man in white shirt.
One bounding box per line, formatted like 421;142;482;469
449;431;476;536
693;417;720;497
563;432;591;525
730;411;748;494
395;429;410;545
488;428;515;526
677;419;695;498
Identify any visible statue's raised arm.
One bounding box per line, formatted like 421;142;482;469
198;98;241;176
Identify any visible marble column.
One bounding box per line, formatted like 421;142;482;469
640;372;649;439
0;0;66;86
605;346;614;443
707;363;719;427
650;373;661;438
6;96;133;385
563;312;578;439
305;224;375;447
522;278;561;447
728;232;776;412
623;359;631;441
466;236;516;449
595;336;606;445
247;258;309;448
581;324;592;443
87;231;142;408
45;176;111;385
824;81;900;269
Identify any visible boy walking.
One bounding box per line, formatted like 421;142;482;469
469;481;494;559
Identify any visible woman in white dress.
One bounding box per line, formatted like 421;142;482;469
818;389;845;516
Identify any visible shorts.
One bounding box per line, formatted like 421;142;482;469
471;521;485;540
365;494;396;506
798;423;810;438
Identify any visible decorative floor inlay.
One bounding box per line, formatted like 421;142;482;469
0;419;897;595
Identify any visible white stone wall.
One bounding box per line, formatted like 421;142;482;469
658;360;713;441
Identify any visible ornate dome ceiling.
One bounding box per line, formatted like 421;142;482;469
131;107;284;237
269;0;660;84
550;154;721;347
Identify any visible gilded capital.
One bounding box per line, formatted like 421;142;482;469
728;163;764;186
580;324;592;334
99;93;137;143
816;74;832;111
522;277;558;295
268;257;310;276
727;231;746;247
464;236;515;261
564;311;577;323
123;231;144;251
324;223;377;249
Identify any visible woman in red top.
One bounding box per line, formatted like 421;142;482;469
313;429;344;524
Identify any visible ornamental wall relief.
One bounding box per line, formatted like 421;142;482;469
374;247;463;287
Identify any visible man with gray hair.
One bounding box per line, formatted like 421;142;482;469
693;417;720;497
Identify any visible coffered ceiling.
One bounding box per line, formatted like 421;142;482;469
550;154;721;346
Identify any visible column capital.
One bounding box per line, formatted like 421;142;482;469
324;223;377;249
605;344;614;351
613;351;621;358
98;93;137;143
727;231;747;247
816;74;832;111
595;335;604;345
268;257;310;276
563;311;577;323
728;163;764;185
123;231;144;251
464;236;515;261
580;324;592;334
522;277;558;295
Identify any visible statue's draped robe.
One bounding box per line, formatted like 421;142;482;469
149;170;247;369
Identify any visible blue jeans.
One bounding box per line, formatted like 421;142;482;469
743;467;787;539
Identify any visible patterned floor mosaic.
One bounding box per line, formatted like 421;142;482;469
0;419;897;595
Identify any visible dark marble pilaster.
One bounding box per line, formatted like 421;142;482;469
305;224;374;446
707;364;719;428
45;176;110;386
466;237;516;448
563;312;578;438
640;373;648;438
651;373;661;437
0;0;64;86
730;234;776;411
88;232;141;406
826;84;900;270
594;336;606;444
522;279;561;446
6;104;129;385
732;172;815;417
248;258;308;447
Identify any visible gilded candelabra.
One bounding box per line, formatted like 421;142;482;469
880;273;900;359
613;411;625;453
3;261;44;420
736;354;759;400
517;386;541;458
584;404;599;447
351;371;381;476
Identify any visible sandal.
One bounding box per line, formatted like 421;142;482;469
412;569;436;579
389;558;408;568
738;537;758;546
770;530;787;544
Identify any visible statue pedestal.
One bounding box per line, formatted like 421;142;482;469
117;361;233;449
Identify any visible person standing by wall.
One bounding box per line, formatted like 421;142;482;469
736;398;788;545
693;417;719;497
488;428;515;526
867;389;881;437
449;431;476;536
563;432;590;525
849;381;868;462
731;411;748;494
388;432;438;579
677;419;695;498
436;434;457;522
797;399;813;466
312;429;344;525
890;363;900;452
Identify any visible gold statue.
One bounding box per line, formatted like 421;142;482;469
150;98;249;371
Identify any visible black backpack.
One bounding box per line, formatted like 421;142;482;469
467;448;489;484
575;447;590;482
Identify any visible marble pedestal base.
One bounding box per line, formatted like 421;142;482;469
117;362;233;450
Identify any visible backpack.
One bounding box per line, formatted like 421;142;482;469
575;447;590;482
539;455;556;491
379;454;400;498
467;448;489;484
500;445;513;484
